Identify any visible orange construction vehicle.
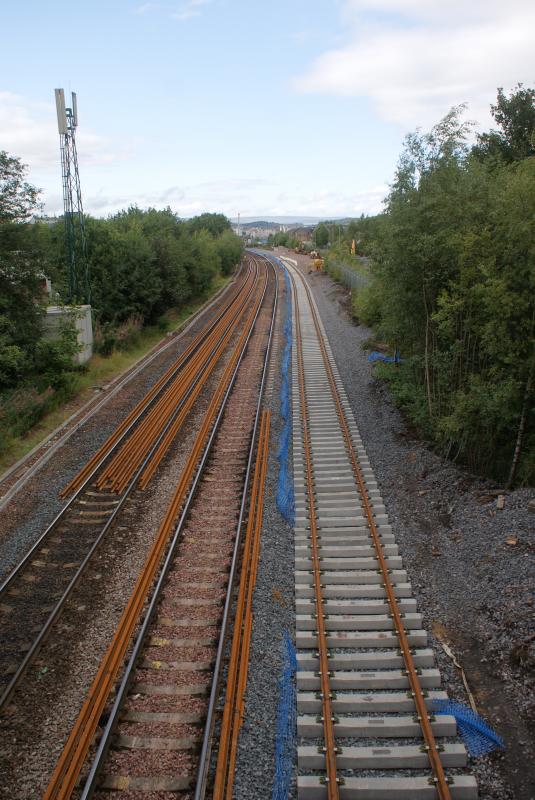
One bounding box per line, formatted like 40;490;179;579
310;250;323;271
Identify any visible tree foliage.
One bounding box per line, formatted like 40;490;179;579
314;223;329;247
345;86;535;485
0;151;41;224
266;230;300;249
473;84;535;163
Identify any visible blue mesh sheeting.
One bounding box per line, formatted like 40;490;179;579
276;462;295;522
272;632;298;800
276;264;295;525
432;699;506;757
280;378;290;421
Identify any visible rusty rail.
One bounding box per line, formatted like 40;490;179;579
43;261;269;800
212;409;271;800
0;264;257;717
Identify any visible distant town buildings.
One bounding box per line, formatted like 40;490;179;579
231;220;315;245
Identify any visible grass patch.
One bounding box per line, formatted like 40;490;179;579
0;276;230;476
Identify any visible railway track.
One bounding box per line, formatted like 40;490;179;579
1;250;484;799
42;255;277;799
0;261;259;713
279;256;478;800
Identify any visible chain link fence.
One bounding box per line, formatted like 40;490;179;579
327;258;370;292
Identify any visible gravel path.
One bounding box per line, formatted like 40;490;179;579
294;255;535;800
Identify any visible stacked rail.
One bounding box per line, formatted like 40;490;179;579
282;257;478;800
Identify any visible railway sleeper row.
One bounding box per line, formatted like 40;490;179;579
284;258;478;800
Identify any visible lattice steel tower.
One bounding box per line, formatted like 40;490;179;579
55;88;90;304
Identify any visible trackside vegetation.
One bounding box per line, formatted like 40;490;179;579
0;159;243;458
319;85;535;487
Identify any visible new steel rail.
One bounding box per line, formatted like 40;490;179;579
279;254;477;799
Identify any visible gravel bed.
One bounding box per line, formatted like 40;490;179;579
126;696;207;715
143;645;216;662
233;269;297;800
0;277;241;583
289;252;535;800
106;749;195;775
119;721;201;738
94;791;185;800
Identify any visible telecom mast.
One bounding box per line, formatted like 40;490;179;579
55;88;90;303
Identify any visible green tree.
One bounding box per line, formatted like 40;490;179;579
0;151;41;223
188;213;230;237
473;84;535;163
216;229;243;275
0;151;45;390
355;94;535;483
314;223;329;247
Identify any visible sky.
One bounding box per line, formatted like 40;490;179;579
1;0;534;220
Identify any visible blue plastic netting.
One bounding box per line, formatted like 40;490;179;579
276;461;295;523
272;632;298;800
432;699;506;757
276;265;294;525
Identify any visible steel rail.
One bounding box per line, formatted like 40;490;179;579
212;409;271;800
43;256;271;800
193;255;278;800
287;261;453;800
0;264;259;714
291;266;340;800
0;265;252;604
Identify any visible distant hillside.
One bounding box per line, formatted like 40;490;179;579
239;220;283;230
230;215;346;226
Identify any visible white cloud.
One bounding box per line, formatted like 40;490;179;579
75;179;387;219
171;0;211;21
0;91;131;173
294;1;535;128
133;2;159;14
132;0;211;21
268;186;388;218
